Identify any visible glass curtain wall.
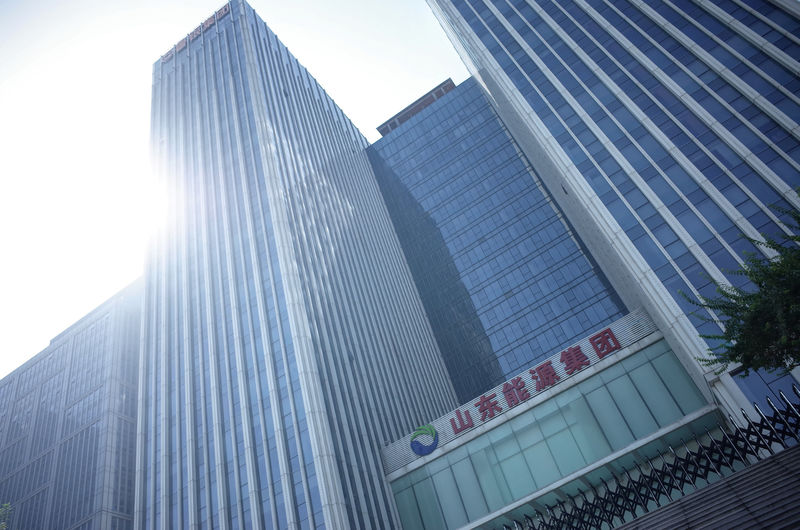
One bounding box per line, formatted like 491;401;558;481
391;339;708;529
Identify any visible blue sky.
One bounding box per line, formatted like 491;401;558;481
0;0;468;377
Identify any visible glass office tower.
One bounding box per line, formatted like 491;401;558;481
427;0;800;408
368;78;627;402
0;282;140;530
137;1;457;529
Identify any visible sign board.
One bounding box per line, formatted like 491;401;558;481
381;309;657;474
162;2;231;62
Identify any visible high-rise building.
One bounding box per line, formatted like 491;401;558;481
367;1;800;527
136;2;457;528
372;73;799;528
368;77;627;402
426;0;800;408
0;282;140;530
2;1;798;528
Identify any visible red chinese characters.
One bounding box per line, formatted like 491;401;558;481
216;4;230;18
560;345;590;375
502;377;530;408
442;327;626;439
450;409;474;434
589;328;621;359
530;360;560;391
202;14;215;31
475;393;502;421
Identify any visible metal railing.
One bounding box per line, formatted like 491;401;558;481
500;385;800;530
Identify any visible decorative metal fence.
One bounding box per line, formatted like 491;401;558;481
499;386;800;530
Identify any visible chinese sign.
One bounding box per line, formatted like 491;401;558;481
458;328;620;436
161;3;231;63
382;309;657;474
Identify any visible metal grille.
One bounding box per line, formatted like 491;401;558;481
498;386;800;530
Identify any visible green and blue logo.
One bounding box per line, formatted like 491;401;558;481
410;424;438;456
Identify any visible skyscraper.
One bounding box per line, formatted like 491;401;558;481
0;282;140;530
1;1;797;528
137;2;457;528
370;66;798;530
368;77;627;402
426;0;800;405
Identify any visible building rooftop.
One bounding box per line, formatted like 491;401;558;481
376;79;455;137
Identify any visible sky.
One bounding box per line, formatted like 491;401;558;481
0;0;469;378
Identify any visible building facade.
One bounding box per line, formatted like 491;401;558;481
366;76;725;530
1;2;797;529
136;1;457;529
426;0;800;414
382;311;720;529
0;282;140;530
368;78;627;402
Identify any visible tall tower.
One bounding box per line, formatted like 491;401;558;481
136;2;457;528
427;0;800;409
368;78;627;402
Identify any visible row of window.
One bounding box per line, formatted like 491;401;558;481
454;0;798;346
371;78;625;399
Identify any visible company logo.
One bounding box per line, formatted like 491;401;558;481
410;424;438;456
